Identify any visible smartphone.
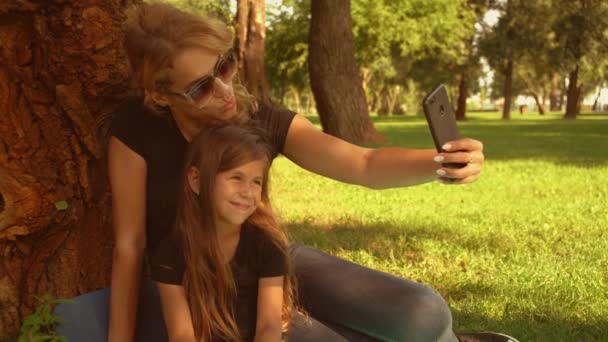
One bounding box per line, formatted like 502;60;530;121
422;84;466;168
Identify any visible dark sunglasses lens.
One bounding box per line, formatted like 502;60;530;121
218;54;236;80
188;78;214;104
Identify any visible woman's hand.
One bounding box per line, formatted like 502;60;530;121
433;138;484;185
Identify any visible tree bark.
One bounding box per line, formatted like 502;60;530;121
502;59;514;120
550;73;560;111
385;85;401;116
0;0;134;335
565;63;580;119
456;72;468;121
592;87;602;111
234;0;269;101
531;92;546;115
308;0;383;143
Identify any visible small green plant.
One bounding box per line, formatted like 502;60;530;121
18;295;71;342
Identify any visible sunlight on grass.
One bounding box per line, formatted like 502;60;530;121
270;114;608;341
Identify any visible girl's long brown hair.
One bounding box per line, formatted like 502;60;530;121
175;124;299;342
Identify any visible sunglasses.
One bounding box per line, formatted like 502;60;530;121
169;49;237;107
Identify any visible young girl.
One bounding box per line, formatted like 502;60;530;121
150;124;298;342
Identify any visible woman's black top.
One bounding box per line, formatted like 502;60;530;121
110;97;295;341
109;97;295;255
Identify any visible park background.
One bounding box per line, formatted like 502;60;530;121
0;0;607;341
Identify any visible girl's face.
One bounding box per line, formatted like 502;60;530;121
212;160;265;229
167;47;238;121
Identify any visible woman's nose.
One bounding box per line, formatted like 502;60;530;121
213;77;232;99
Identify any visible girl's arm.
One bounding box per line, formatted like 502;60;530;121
108;137;148;342
282;115;484;189
254;276;285;342
156;283;197;342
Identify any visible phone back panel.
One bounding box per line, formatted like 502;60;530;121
422;85;461;152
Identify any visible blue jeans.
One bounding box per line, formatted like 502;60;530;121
287;244;458;342
55;244;457;342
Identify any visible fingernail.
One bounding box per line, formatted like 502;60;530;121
433;155;444;163
442;143;452;151
436;169;446;176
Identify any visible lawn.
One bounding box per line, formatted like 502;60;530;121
269;111;608;341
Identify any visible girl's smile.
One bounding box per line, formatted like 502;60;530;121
213;160;265;229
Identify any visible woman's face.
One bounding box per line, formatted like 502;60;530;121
167;47;238;121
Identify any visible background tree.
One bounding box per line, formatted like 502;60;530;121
164;0;232;23
0;0;133;335
235;0;270;101
551;0;608;119
309;0;383;143
265;0;311;111
453;0;494;120
351;0;474;116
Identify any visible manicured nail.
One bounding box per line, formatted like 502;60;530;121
436;169;446;176
442;143;452;151
433;155;444;163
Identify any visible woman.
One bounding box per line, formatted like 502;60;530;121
108;3;514;342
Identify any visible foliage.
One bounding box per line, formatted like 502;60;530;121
17;295;71;342
159;0;232;23
265;0;311;105
480;0;608;108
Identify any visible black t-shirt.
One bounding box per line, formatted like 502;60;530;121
109;97;296;255
151;222;287;341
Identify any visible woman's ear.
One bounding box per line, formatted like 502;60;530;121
187;167;200;195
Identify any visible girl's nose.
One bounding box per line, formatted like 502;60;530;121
239;183;254;198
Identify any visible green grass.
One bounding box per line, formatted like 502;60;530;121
269;111;608;341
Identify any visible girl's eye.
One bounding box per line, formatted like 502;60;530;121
231;175;242;181
253;180;262;186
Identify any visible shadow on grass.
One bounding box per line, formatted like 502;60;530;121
286;220;515;259
285;220;608;341
452;308;608;342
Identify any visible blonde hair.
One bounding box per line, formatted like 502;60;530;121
123;2;256;120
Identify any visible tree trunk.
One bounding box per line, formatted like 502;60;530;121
558;77;567;112
531;92;546;115
565;63;580;119
541;86;548;115
385;85;401;115
456;72;468;121
502;59;514;120
234;0;269;102
592;87;602;111
0;0;133;335
308;0;383;143
550;73;560;111
291;87;301;114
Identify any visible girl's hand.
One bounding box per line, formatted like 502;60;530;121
433;138;484;185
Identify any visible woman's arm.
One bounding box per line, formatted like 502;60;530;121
254;276;284;342
156;283;197;342
282;115;484;189
108;137;148;342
